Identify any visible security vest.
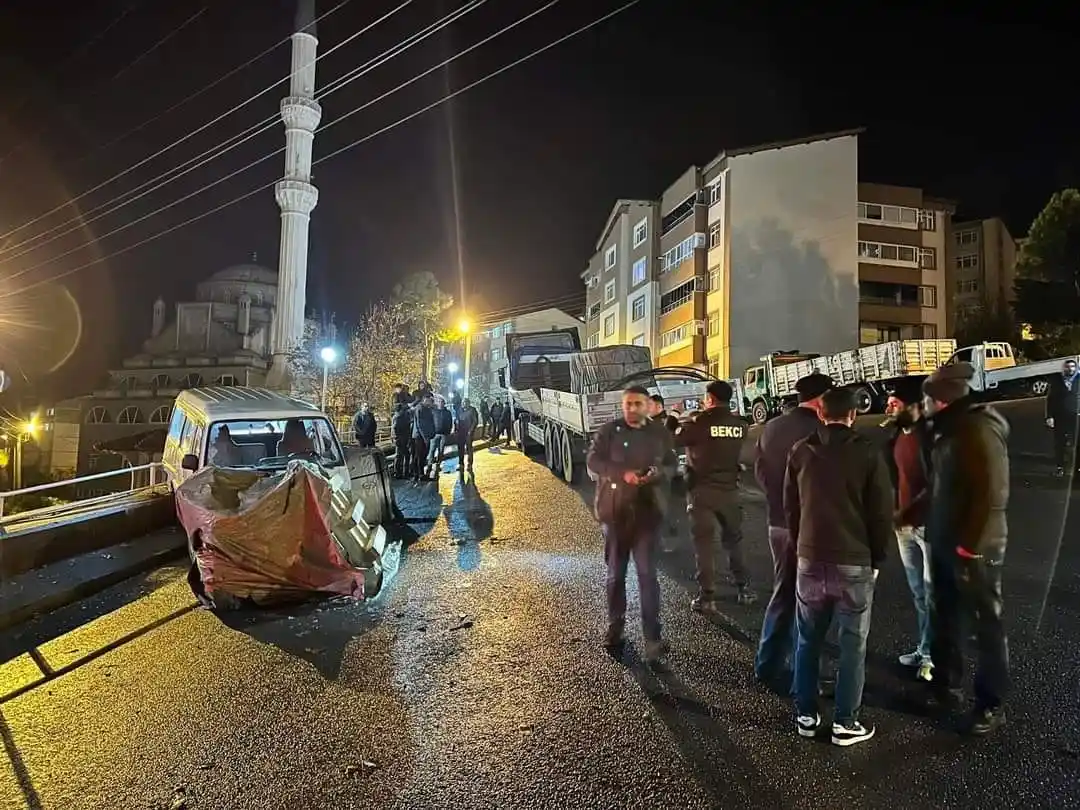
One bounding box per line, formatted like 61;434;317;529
675;407;747;491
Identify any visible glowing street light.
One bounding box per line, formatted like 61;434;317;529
458;318;470;335
318;346;338;411
319;346;338;364
447;362;459;374
455;378;465;390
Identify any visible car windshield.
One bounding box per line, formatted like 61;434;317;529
206;417;343;469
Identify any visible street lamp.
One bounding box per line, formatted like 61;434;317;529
458;318;472;398
447;362;459;374
319;346;338;411
12;416;38;490
455;378;465;390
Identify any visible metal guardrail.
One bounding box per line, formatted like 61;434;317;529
0;463;167;523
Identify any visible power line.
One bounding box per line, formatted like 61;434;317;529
0;0;535;276
59;0;353;175
0;0;416;247
0;0;489;264
0;3;207;166
0;0;642;301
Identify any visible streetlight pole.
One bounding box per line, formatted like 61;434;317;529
459;318;472;399
319;346;337;412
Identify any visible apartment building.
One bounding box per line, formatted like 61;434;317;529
465;307;585;399
582;199;660;350
947;217;1017;333
582;129;961;380
856;183;953;345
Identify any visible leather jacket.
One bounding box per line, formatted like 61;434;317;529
925;397;1009;561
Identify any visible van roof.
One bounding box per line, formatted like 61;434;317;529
174;387;325;421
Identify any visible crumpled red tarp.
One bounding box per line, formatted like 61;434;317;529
176;462;365;608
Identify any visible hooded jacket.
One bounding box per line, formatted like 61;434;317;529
925;397;1010;560
784;423;894;569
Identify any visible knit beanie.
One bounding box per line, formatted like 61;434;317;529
922;362;974;404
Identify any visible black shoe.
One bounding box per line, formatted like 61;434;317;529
966;706;1006;736
603;622;625;649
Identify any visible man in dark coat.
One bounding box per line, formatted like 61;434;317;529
923;362;1011;735
1045;357;1080;477
353;404;378;448
454;398;480;475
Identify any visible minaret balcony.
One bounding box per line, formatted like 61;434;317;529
275;179;319;214
280;96;321;131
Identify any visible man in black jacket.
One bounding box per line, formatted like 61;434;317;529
586;385;677;664
753;372;834;685
675;379;756;609
1045;357;1080;477
353;404;378;448
923;362;1011;735
785;387;893;747
391;403;413;479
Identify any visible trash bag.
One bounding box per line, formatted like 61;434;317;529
176;461;386;608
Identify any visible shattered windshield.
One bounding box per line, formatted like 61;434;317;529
206;417;343;469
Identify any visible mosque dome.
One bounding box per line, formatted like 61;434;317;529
207;263;278;286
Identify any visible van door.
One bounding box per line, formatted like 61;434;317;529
176;417;206;483
162;407;188;485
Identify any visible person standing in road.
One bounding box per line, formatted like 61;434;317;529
922;362;1011;735
649;393;681;547
427;396;453;477
586;385;677;664
391;402;413;479
490;399;504;443
752;372;834;686
454;397;480;475
786;387;893;747
480;397;492;438
353;403;378;448
884;382;934;682
674;379;756;609
1046;358;1080;477
412;392;437;482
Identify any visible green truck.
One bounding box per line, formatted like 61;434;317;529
740;338;957;424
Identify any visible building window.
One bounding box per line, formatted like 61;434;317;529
660;233;706;273
955;229;979;246
603;314;616;337
491;348;503;362
215;375;238;386
179;373;203;389
632;218;648;248
149;406;172;424
919;247;936;270
919;209;936;231
631;257;647;285
631;295;646;322
921;323;938;339
707;310;720;336
660;193;697;235
587;333;599;348
857;202;918;228
604;244;617;270
587;302;601;320
957;279;980;294
919;286;937;307
151;373;172;388
708;181;722;206
857;240;918;266
660;320;706;349
955;254;979;270
604;279;616;303
660;276;708;315
707;357;721;379
708;222;722;249
86;406;112;424
632;334;646;346
117;406;144;424
708;267;720;292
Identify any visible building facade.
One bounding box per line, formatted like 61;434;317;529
582;129;960;379
465;307;585;400
40;263;285;477
947;217;1017;333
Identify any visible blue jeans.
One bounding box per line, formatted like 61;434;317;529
755;526;799;679
896;526;932;659
794;559;876;725
602;523;662;641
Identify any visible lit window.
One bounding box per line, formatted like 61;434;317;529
632;257;647;285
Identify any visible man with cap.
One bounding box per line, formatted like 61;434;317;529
753;372;834;686
675;379;755;609
884;378;935;682
922;362;1011;735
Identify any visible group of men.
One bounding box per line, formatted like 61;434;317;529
586;360;1016;747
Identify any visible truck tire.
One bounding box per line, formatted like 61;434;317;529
544;425;558;471
751;400;769;425
1030;378;1050;397
851;386;875;414
560;428;577;484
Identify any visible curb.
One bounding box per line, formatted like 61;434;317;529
0;537;187;633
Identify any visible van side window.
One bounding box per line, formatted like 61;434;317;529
178;417;201;457
167;407;186;443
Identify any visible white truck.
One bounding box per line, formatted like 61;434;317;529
742;339;958;424
499;329;744;484
945;341;1079;398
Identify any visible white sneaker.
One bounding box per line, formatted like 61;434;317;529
796;713;821;738
898;650;925;668
832;721;875;747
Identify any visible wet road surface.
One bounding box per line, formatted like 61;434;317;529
1;400;1078;809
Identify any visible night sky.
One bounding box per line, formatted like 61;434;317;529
0;0;1076;399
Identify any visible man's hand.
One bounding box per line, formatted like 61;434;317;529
1047;417;1055;429
956;545;983;560
622;470;642;485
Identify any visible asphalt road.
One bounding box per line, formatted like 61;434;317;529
1;400;1077;810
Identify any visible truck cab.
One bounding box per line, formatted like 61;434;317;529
946;342;1018;372
742;351;820;424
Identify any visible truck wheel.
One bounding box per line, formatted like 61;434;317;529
1031;378;1050;397
544;426;558;471
852;386;874;414
561;429;577;484
751;400;769;425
